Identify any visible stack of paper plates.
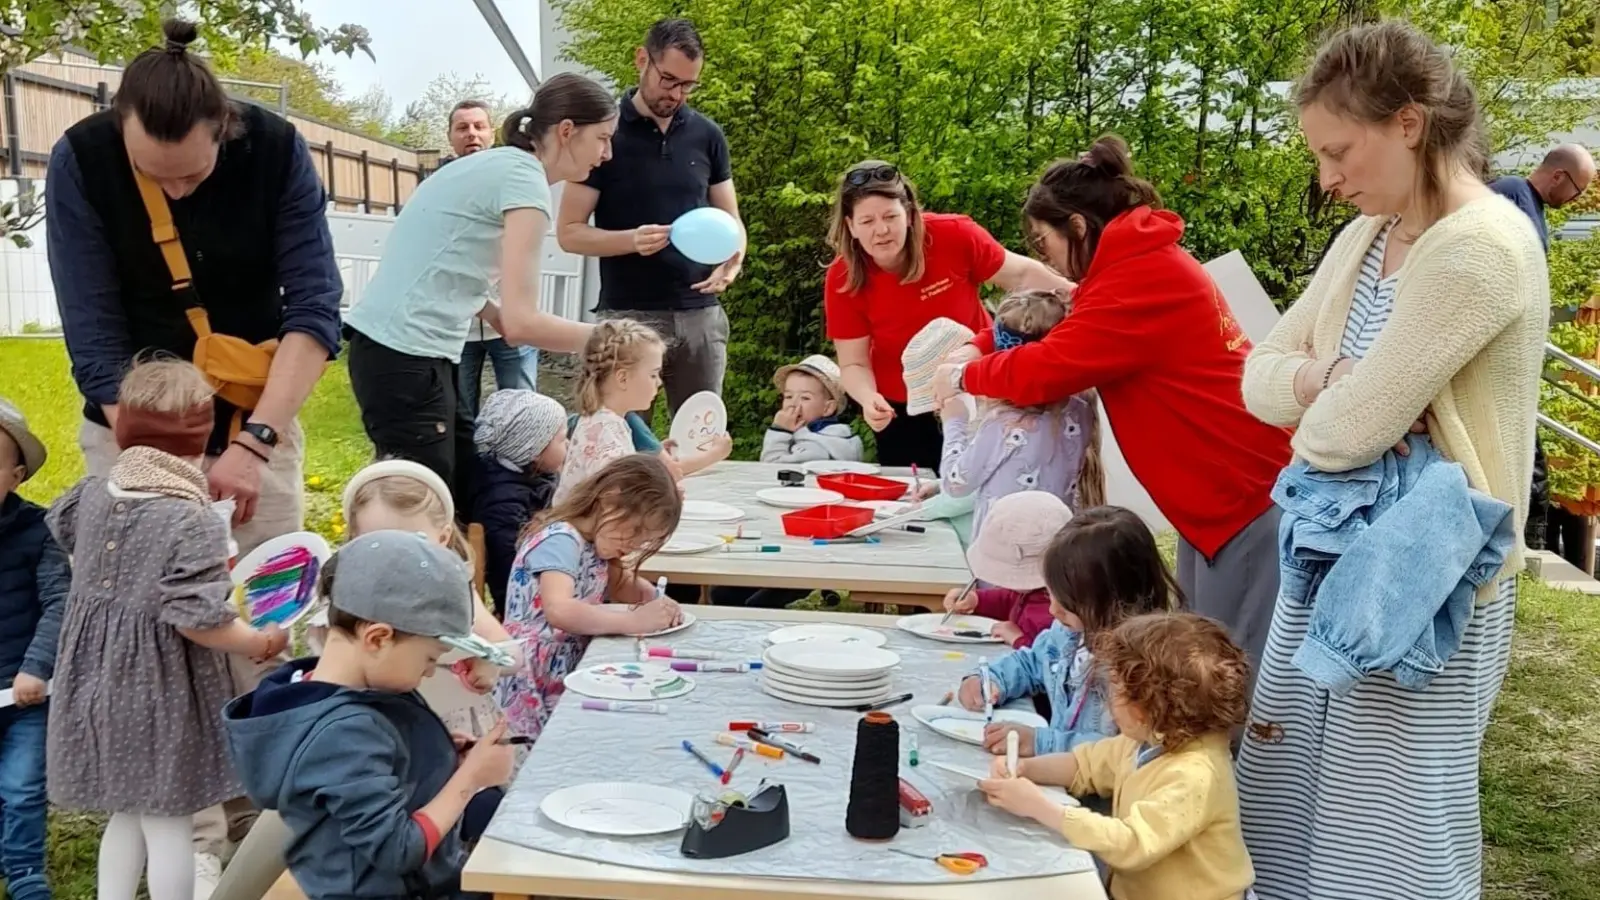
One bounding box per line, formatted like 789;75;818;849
759;641;900;708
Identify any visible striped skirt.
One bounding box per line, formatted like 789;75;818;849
1236;578;1517;900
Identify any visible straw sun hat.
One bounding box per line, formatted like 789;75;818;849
773;355;847;410
901;318;976;415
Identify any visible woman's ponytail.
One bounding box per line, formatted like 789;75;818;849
501;72;617;154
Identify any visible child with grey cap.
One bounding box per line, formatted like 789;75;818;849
469;389;567;618
224;531;513;900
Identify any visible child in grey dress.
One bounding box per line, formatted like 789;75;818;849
46;361;288;900
939;290;1105;539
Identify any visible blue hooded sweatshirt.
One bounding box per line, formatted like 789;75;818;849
223;659;471;900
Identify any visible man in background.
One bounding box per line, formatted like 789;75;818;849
557;18;745;415
1489;143;1595;567
445;99;540;416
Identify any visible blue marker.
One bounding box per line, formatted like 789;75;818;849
682;739;725;779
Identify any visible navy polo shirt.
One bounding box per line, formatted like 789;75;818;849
582;89;732;312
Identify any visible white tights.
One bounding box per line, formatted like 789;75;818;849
98;812;195;900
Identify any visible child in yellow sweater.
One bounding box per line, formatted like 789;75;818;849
980;612;1254;900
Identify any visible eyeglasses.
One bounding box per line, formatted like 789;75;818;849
846;164;899;187
648;57;700;95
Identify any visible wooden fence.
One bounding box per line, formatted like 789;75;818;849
2;51;428;213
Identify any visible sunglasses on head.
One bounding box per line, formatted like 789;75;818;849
846;164;899;187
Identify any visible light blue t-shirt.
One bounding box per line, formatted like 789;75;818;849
346;146;552;362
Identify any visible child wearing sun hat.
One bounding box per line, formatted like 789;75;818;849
902;318;977;417
762;354;865;464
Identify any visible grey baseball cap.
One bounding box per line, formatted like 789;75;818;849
329;530;495;659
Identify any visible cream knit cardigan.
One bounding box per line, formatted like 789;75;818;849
1243;195;1549;584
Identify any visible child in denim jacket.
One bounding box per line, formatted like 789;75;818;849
955;506;1182;758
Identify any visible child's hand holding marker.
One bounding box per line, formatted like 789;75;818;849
631;596;682;633
957;674;1001;712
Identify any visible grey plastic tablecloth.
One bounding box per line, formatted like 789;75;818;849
484;618;1098;884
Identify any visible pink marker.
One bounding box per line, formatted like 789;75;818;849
644;646;719;660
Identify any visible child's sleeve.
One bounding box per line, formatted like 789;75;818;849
970;588;1019;621
1068;735;1134;797
157;509;238;630
23;533;69;681
938;404;985;498
986;640;1048;703
45;481;86;555
1058;752;1215;872
760;427;806;463
293;716;431;875
1012;597;1056;650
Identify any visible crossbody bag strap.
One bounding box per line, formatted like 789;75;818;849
130;163;215;342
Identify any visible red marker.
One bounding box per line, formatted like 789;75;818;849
720;747;746;785
728;721;814;733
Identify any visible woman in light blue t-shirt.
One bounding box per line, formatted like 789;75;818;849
346;72;616;505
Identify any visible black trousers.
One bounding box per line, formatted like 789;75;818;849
347;329;477;513
874;401;943;472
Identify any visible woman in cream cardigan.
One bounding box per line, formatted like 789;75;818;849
1236;22;1547;900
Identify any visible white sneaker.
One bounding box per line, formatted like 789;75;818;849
194;852;223;900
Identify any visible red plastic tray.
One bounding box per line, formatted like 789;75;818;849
816;473;909;502
780;504;875;539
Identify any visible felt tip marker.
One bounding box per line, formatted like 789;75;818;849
670;661;752;673
715;732;784;759
729;721;814;733
980;661;995;724
720;747;746;785
654;576;668;599
645;646;720;660
681;739;725;778
580;700;667;714
748;728;821;764
724;544;780;553
856;692;913;712
458;735;534;750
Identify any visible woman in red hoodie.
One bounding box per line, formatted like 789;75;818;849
933;136;1292;675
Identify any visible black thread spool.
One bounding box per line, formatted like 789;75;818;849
845;711;901;840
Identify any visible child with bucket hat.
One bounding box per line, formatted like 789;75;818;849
761;355;865;464
949;491;1072;649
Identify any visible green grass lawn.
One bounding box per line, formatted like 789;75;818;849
3;337;1598;897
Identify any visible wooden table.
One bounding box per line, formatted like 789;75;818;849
640;462;971;611
462;606;1108;900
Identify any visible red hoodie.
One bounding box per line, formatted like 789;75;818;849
962;207;1291;558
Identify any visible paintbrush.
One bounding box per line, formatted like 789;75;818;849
941;577;979;625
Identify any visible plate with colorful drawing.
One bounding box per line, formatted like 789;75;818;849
599;605;698;638
668;391;729;454
563;661;696;701
230;532;331;629
895;613;1006;644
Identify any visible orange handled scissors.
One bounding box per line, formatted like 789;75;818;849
888;848;989;875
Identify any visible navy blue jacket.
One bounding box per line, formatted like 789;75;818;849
224;659;471;900
469;454;556;616
0;494;68;689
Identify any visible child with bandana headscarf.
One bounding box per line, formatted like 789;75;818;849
470;390;568;618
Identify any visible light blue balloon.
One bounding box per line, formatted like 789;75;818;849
670;206;741;265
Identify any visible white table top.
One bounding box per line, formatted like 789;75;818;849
640;462;971;595
463;606;1108;900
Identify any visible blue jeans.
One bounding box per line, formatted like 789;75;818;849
458;339;538;417
0;703;49;900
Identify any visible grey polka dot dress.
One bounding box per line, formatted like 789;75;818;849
45;477;245;816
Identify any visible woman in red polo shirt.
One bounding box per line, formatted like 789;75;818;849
933;137;1292;675
823;161;1070;469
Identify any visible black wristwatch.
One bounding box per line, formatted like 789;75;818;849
240;421;280;448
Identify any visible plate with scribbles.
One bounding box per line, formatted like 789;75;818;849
563;661;696;701
230;532;330;629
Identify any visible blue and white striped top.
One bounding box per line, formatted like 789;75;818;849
1338;218;1399;359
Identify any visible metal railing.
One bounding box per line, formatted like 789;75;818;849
1541;342;1600;459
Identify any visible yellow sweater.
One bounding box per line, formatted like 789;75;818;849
1241;195;1548;583
1061;733;1252;900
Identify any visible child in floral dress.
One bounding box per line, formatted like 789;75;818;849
496;454;683;738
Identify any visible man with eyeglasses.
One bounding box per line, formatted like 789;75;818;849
1488;143;1594;568
558;17;744;415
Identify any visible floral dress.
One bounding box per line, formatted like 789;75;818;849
493;521;609;739
553;409;634;505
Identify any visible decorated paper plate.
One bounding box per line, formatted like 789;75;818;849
800;460;882;476
911;704;1048;746
680;500;746;523
540;782;696;836
600;606;698;638
766;623;887;648
230;532;331;629
895;613;1005;644
564;661;696;701
660;532;725;555
755;487;844;509
668;391;729;454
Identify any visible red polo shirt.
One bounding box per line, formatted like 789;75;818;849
824;213;1004;403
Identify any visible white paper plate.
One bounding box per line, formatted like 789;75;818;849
599;606;697;637
761;668;892;698
763;641;900;678
680;500;746;522
755;487;845;509
230;532;331;629
762;657;893;685
895;613;1006;644
767;623;886;648
923;761;1080;806
540;782;696;836
801;460;882;476
911;704;1048;746
564;661;696;701
761;679;894;708
848;508;931;538
660;532;725;555
668;391;728;453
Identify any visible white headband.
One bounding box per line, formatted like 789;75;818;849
341;459;456;529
